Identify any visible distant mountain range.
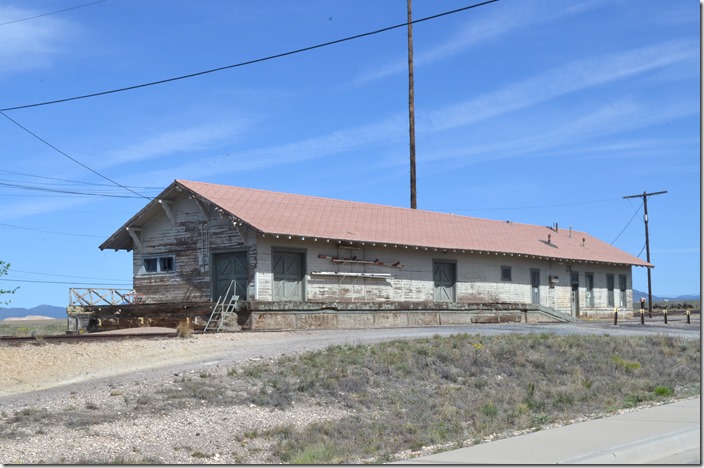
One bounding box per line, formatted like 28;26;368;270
632;290;700;303
0;305;65;320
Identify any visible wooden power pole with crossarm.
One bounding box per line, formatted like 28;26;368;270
623;190;667;317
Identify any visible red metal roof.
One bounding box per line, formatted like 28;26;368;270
174;180;650;267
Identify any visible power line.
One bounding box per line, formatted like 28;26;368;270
0;169;157;190
0;181;148;198
610;200;643;245
636;242;646;258
0;278;131;286
0;0;499;112
0;111;151;200
0;0;108;27
0;222;105;238
10;269;128;282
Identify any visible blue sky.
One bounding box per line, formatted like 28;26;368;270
0;0;699;309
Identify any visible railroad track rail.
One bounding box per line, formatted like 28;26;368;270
0;331;184;345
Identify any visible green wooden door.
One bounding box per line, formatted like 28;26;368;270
433;261;456;302
213;252;248;301
272;251;304;301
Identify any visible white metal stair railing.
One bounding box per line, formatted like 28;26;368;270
204;280;239;332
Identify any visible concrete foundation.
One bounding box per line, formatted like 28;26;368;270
66;300;574;333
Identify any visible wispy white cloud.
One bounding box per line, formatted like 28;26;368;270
348;0;608;87
136;114;408;184
105;119;253;166
422;40;696;133
417;96;697;176
136;39;696;183
0;6;75;77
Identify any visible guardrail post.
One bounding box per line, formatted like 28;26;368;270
686;309;690;325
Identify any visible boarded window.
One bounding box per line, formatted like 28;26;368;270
501;266;512;281
530;269;540;305
607;274;615;307
619;274;627;307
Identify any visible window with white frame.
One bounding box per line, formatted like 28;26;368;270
142;255;175;274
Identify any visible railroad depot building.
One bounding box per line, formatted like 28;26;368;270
68;180;651;332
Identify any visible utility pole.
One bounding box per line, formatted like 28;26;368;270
623;190;667;317
407;0;417;209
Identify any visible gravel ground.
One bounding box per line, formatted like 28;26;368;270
0;321;699;464
1;331;359;464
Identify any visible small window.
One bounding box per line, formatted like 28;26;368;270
144;258;158;273
143;256;175;274
607;274;615;307
159;257;174;272
501;266;512;281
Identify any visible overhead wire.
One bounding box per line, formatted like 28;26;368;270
0;222;106;238
0;111;152;200
0;0;499;112
0;169;157;190
10;268;128;282
610;200;643;245
0;0;108;27
0;278;131;286
0;181;150;198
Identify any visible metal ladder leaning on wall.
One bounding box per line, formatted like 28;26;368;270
204;280;239;332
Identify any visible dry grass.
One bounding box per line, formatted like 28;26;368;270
175;319;194;338
241;333;700;463
0;319;65;338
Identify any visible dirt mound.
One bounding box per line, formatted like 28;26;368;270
3;316;56;321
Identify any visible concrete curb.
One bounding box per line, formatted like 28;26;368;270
395;399;701;465
561;426;701;464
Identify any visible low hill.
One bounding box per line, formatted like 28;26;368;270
0;305;65;320
632;290;700;303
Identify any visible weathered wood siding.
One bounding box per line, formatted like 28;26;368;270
125;196;634;318
132;197;255;303
253;237;633;317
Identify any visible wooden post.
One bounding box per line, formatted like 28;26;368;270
686;309;690;325
640;305;644;325
613;307;618;325
663;308;667;324
407;0;417;210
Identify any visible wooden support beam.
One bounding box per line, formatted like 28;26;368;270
193;197;210;222
126;227;143;253
158;199;177;226
233;222;246;242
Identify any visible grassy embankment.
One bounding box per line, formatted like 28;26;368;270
2;332;700;464
0;319;65;337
